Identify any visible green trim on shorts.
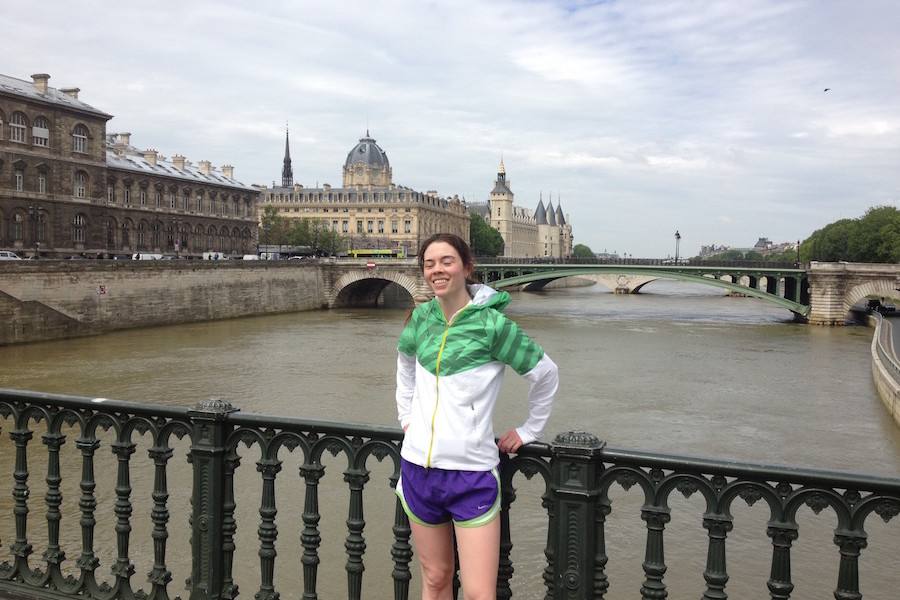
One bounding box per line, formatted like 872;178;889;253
454;468;502;528
395;487;451;527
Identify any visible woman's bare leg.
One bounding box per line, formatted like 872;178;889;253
454;518;500;600
410;521;456;600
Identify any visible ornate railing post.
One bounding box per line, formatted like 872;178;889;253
550;431;606;600
188;398;239;600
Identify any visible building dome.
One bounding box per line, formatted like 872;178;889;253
344;132;390;171
342;131;392;187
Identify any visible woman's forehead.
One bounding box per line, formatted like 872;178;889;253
424;242;459;261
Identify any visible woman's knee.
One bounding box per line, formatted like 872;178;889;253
420;561;455;592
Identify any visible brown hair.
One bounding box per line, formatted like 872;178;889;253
418;233;475;282
403;233;477;326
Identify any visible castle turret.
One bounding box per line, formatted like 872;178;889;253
490;158;514;256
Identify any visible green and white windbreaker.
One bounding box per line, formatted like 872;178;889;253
396;284;558;471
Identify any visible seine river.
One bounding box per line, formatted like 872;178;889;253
2;279;900;599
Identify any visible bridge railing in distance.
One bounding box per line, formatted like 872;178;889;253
1;389;899;600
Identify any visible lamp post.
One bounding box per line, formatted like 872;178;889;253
674;230;681;263
172;217;183;257
28;205;43;257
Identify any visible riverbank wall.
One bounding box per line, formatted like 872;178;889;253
0;261;326;346
869;313;900;428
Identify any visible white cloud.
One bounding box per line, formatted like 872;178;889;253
3;0;898;256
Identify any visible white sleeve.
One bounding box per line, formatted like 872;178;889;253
516;353;559;445
396;351;417;429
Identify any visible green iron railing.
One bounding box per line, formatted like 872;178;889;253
1;389;900;600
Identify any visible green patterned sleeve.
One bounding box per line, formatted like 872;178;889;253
488;310;544;375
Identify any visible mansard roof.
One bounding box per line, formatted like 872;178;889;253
468;201;491;218
0;73;112;119
106;141;255;192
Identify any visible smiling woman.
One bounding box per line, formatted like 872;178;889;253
397;232;560;599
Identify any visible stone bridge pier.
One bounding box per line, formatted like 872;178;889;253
807;262;900;325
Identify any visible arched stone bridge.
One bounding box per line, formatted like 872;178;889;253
322;259;900;325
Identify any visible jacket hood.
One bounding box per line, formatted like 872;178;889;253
467;283;511;311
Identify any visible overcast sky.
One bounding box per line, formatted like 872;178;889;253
5;1;898;257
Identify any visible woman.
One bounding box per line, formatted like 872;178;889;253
395;233;559;600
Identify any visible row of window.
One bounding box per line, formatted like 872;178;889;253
107;185;250;216
7;166;253;219
2;212;252;250
0;112;89;152
267;191;449;207
281;205;412;214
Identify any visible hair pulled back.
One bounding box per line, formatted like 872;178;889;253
418;233;475;280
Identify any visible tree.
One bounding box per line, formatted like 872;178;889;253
469;213;504;256
572;244;595;259
744;250;765;262
260;205;286;247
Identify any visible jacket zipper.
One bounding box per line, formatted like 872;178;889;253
425;305;467;468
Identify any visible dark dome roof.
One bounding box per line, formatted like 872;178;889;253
344;132;390;170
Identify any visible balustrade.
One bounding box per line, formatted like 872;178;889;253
2;389;900;600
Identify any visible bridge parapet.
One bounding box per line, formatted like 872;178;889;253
1;388;899;600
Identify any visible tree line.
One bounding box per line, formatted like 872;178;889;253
799;206;900;263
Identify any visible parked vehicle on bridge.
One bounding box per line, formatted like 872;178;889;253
132;253;163;260
0;251;22;260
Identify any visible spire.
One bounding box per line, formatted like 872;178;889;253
281;123;293;187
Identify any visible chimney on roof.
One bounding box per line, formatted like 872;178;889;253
120;132;131;146
172;155;186;171
31;73;50;94
221;165;234;180
144;149;158;166
198;160;211;176
59;87;80;99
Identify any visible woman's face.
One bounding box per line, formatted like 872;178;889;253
422;241;471;301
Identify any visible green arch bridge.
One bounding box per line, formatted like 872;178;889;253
473;259;811;319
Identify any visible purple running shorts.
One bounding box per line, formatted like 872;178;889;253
396;458;501;528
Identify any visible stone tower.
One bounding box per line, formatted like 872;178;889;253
490;158;514;256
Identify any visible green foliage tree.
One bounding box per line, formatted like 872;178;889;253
743;250;765;262
800;206;900;263
572;243;595;258
469;213;504;256
716;249;745;261
260;205;286;246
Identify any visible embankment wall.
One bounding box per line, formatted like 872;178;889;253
0;261;326;345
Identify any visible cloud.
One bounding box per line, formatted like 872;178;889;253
3;0;898;257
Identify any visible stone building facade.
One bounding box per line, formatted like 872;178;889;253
469;160;573;259
0;72;258;258
257;130;470;256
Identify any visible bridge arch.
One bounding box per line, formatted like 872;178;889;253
844;280;900;316
328;268;429;308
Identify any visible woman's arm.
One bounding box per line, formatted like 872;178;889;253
396;351;417;430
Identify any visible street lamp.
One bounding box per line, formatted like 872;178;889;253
172;217;183;257
674;230;681;263
28;205;43;257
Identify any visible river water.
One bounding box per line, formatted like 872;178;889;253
2;279;900;599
